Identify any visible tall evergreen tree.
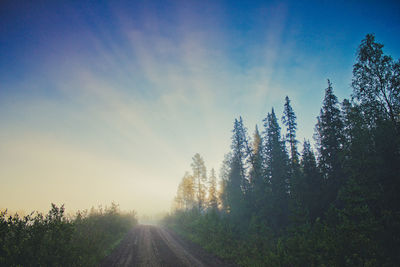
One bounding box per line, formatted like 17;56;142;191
224;118;250;221
300;140;324;221
281;96;303;224
225;157;245;220
263;108;290;231
314;79;345;210
249;126;264;184
248;125;265;214
231;117;251;193
282;96;299;167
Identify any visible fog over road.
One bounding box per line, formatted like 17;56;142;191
101;225;236;267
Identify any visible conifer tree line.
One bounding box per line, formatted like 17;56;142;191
166;34;400;266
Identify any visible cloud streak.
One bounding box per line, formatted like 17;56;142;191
1;1;364;215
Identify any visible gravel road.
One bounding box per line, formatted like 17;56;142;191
100;225;236;267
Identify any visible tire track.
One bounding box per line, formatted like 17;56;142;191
101;225;236;267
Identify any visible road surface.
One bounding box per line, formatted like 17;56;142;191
101;225;236;267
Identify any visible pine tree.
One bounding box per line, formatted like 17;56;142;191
281;96;304;224
314;79;345;210
231;117;251;190
263;108;290;231
300;140;324;221
250;126;264;188
248;125;265;215
251;125;263;183
225;156;245;219
224;117;250;220
282;96;299;167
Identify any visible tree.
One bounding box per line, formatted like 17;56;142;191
352;34;400;128
250;125;263;183
351;34;400;211
174;182;184;211
166;35;400;266
314;80;345;210
248;125;265;213
263;108;290;231
231;117;251;190
191;153;208;211
174;172;195;211
282;96;299;167
351;35;400;262
225;156;245;220
219;153;232;212
281;96;303;224
315;80;344;176
300;140;324;221
224;117;250;221
208;168;218;210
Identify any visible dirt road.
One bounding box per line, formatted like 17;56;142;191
101;225;236;267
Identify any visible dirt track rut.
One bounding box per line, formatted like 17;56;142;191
101;225;235;267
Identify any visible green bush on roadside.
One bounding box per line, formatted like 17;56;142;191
0;203;137;266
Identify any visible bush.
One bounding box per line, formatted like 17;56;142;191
0;203;137;266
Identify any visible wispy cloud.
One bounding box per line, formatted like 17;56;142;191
0;1;330;214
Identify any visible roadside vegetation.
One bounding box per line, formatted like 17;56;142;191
0;202;137;266
163;34;400;266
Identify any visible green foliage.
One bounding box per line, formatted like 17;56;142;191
262;109;290;231
0;203;137;266
282;96;299;166
166;34;400;266
191;153;208;211
352;33;400;127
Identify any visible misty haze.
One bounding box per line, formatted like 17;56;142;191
1;0;400;266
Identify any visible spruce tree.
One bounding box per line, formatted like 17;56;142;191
281;96;303;224
314;80;345;211
248;125;265;215
300;140;323;221
225;117;252;222
282;96;299;167
231;117;251;193
263;108;290;231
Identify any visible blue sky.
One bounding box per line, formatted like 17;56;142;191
1;0;399;215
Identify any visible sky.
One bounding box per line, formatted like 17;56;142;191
1;0;399;216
